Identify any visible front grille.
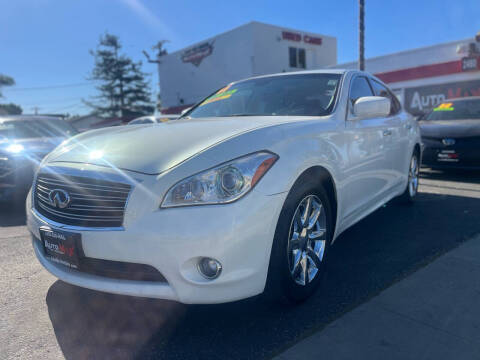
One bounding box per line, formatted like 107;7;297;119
34;172;131;228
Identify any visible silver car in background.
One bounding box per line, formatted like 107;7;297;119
128;114;179;125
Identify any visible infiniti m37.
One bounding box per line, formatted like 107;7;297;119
27;70;421;304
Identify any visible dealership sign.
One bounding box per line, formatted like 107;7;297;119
282;31;322;45
404;79;480;115
181;41;214;66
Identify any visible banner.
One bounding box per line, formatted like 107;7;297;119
404;79;480;115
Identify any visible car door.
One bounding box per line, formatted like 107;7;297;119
368;78;406;187
343;75;391;221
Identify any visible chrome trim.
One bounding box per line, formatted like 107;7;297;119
38;164;139;184
32;208;125;232
37;202;123;220
37;185;128;201
33;164;136;229
68;204;125;210
36;178;131;194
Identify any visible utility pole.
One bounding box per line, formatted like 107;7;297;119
359;0;365;71
143;40;169;113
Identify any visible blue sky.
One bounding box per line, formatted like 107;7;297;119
1;0;479;115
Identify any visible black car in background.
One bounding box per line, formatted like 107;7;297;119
0;116;78;202
420;97;480;170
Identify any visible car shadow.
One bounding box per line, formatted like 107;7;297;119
45;189;480;360
420;168;480;184
46;281;188;360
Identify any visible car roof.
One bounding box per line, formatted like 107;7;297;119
0;115;61;124
234;69;353;84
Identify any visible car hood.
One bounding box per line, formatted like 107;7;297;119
46;116;304;175
419;119;480;139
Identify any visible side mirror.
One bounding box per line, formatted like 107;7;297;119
353;96;391;119
181;107;192;116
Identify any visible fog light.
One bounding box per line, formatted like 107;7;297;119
197;257;222;279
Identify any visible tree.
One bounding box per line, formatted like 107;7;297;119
0;74;22;114
0;103;22;115
0;74;15;98
85;33;154;118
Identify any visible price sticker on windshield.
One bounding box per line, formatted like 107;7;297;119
200;84;238;106
433;103;454;111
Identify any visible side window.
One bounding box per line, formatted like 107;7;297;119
370;79;401;115
349;76;374;113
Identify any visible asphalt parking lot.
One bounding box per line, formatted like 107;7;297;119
1;169;480;360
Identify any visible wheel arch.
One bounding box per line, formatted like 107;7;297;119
414;142;421;160
290;166;338;237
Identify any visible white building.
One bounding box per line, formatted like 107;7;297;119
336;35;480;116
159;21;337;113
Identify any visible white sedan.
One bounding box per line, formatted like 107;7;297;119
27;70;421;304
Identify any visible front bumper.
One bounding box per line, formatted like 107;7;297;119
421;145;480;170
28;188;287;304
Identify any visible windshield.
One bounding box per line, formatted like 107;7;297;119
425;99;480;121
0;119;78;140
186;74;341;118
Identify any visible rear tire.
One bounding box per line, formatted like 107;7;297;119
265;179;333;304
398;151;420;204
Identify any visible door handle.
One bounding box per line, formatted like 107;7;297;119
383;129;392;136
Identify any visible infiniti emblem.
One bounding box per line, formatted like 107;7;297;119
442;138;455;146
48;189;71;209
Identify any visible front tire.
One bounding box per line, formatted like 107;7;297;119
265;180;333;304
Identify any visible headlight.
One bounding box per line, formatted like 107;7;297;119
6;143;24;154
161;151;278;208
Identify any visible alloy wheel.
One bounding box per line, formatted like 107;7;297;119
408;155;419;197
287;195;327;286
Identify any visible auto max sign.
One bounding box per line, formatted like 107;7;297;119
181;41;214;66
404;79;480;115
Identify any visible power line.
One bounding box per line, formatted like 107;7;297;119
19;96;87;107
47;102;87;112
5;82;93;92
